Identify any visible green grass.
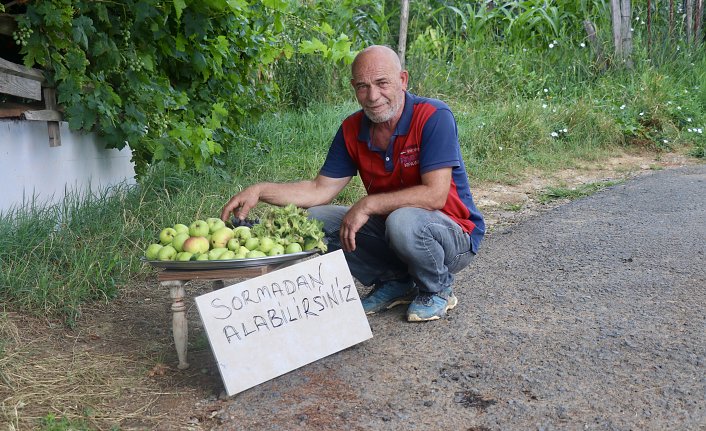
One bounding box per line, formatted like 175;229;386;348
1;41;704;324
538;180;624;204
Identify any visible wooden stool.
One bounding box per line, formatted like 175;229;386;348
158;262;297;369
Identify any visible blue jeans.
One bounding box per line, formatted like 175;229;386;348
307;205;475;294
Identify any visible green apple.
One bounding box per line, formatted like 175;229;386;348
285;243;303;254
210;227;234;249
159;227;177;245
237;246;249;256
208;247;228;260
173;223;189;234
268;244;285;256
220;250;236;260
157;245;177;261
258;236;275;253
172;233;190;252
233;226;252;241
176;251;193;261
244;237;260;251
145;243;163;260
195;253;209;261
207;217;226;233
189;220;209;237
182;236;209;254
234;250;247;259
227;238;240;251
246;250;267;258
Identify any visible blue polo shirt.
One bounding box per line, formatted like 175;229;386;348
320;92;485;253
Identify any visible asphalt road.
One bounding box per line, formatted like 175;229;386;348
213;164;706;431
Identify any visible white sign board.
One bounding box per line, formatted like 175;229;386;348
195;250;372;396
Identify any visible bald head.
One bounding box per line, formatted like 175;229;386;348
351;45;402;77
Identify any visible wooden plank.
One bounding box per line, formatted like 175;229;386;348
0;13;18;36
43;87;61;147
0;57;44;82
0;71;42;100
22;109;63;121
157;262;296;282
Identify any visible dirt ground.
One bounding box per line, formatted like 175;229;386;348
0;148;701;431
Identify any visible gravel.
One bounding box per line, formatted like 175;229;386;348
210;164;706;431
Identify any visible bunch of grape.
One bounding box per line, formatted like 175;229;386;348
228;217;259;229
12;26;33;47
126;54;145;72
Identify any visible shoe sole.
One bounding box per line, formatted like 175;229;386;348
365;299;413;315
407;295;458;322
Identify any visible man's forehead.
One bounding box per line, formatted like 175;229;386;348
352;61;401;81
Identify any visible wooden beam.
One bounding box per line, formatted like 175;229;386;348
22;109;63;121
43;87;61;147
0;56;44;82
0;13;18;37
0;70;42;100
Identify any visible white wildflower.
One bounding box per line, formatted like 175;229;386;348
550;132;559;137
542;104;548;109
620;104;626;110
549;43;554;49
580;42;586;48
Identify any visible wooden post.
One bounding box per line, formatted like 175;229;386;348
163;280;189;370
397;0;410;69
43;87;61;147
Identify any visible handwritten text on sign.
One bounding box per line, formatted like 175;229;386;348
195;250;372;396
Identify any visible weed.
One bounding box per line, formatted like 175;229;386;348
539;180;624;203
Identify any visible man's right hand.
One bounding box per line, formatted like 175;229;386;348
220;185;261;222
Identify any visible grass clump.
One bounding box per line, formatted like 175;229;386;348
538;180;624;203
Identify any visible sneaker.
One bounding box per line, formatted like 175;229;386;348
362;279;416;315
406;288;458;322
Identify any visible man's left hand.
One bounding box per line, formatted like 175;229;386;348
340;199;371;252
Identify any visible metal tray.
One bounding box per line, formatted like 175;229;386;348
141;249;321;270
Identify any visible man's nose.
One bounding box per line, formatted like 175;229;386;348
367;85;380;101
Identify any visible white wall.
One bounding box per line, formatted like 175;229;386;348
0;119;136;214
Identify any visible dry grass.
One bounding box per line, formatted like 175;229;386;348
0;312;174;431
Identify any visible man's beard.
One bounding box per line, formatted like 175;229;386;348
364;96;403;123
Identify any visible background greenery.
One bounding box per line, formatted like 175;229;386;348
0;0;704;325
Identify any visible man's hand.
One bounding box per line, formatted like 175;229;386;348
340;198;371;252
220;186;260;222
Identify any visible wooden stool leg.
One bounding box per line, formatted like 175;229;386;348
162;280;189;370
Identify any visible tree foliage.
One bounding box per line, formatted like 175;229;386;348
12;0;291;175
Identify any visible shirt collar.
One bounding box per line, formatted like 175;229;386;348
358;91;414;142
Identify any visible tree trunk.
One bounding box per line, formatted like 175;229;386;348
694;0;704;46
397;0;410;69
610;0;633;67
583;20;607;71
620;0;633;67
647;0;652;55
686;0;694;44
610;0;622;57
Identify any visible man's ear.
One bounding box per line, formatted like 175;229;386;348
400;70;409;90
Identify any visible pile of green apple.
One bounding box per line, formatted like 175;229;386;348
144;216;320;262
